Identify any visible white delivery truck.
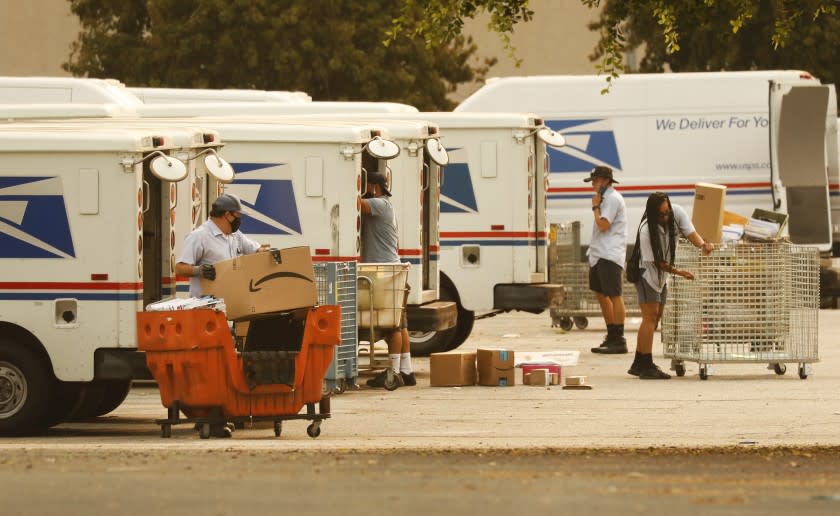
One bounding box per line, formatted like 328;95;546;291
128;87;312;104
288;112;566;354
456;71;836;254
136;118;456;333
0;77;143;106
0;123;230;434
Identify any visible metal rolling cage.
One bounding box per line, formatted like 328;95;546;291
662;241;819;380
313;262;358;393
548;221;641;330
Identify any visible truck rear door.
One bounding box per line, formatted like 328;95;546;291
769;81;833;251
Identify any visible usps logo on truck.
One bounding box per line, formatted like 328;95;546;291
0;176;75;259
545;119;622;173
441;148;478;214
226;162;303;236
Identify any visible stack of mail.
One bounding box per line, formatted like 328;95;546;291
744;218;781;240
145;296;226;312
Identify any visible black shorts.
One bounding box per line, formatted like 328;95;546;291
589;259;623;297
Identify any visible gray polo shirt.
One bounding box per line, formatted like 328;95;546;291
672;203;696;237
587;186;627;267
361;197;399;263
178;219;261;297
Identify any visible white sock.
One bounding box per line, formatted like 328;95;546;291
389;354;401;373
400;353;412;375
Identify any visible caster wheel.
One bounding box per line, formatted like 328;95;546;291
573;317;589;330
799;366;808;380
274;421;282;437
559;318;573;331
773;363;786;376
161;424;171;438
307;422;321;438
383;369;401;391
674;364;685;377
199;423;211;439
699;366;708;381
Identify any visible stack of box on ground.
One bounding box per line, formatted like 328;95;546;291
429;348;516;387
521;363;561;386
137;246;341;438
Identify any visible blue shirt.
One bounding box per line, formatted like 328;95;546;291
177;219;261;297
587;186;627;267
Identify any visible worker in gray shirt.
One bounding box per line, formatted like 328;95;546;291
360;170;414;389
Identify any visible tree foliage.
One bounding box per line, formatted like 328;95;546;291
588;0;839;88
64;0;494;110
392;0;837;86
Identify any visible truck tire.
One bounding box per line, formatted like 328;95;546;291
409;275;460;356
444;306;475;351
67;382;108;421
91;380;132;417
0;341;54;436
43;381;84;428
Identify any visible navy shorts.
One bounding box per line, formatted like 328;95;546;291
588;259;623;297
636;278;668;305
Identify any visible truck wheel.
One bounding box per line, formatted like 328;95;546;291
90;380;133;417
443;307;475;351
43;381;84;428
409;275;461;356
0;342;53;436
67;382;107;421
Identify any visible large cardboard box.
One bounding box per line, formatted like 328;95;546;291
477;348;515;386
201;246;317;321
692;183;727;243
430;352;477;387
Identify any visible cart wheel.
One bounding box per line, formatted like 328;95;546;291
307;422;321;438
798;365;808;380
773;363;786;376
199;423;211;439
335;380;346;395
559;318;574;332
699;366;708;381
273;421;282;437
383;369;401;391
161;424;172;438
674;364;686;377
573;317;589;330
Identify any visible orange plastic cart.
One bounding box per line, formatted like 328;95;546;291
136;305;340;439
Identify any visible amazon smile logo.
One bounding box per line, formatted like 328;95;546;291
248;271;314;292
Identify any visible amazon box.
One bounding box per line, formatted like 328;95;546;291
477;348;515;386
692;183;727;243
430;352;476;387
201;246;317;321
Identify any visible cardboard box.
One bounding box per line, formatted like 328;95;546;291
521;363;562;385
201;246;317;321
525;369;550;386
430;352;476;387
692;183;727;243
477;348;515;386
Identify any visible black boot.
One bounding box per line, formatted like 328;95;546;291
628;351;644;376
591;324;615;353
592;332;628;354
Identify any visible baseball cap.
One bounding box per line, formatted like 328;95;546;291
212;193;242;212
366;171;392;197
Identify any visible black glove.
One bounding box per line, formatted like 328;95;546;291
200;264;216;281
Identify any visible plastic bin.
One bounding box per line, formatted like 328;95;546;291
357;263;409;329
136;305;340;438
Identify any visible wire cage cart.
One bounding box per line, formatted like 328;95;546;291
662;240;819;380
356;263;410;390
314;261;358;394
548;221;641;330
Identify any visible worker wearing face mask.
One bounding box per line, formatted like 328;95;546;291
175;193;265;298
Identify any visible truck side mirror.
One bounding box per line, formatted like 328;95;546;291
537;127;566;148
425;138;449;166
